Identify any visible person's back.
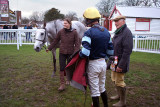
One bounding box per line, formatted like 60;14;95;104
86;24;111;60
79;7;113;107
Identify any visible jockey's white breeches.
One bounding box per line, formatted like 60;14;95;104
87;58;107;97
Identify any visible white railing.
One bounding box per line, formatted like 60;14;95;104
110;32;160;54
0;29;37;50
132;32;160;54
0;29;160;54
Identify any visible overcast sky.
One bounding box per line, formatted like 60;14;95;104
9;0;101;18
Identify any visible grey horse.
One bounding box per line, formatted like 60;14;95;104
34;19;86;76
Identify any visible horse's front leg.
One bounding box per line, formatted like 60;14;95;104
51;48;56;77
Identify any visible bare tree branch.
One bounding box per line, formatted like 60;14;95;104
96;0;117;16
65;12;78;21
122;0;160;7
21;17;29;24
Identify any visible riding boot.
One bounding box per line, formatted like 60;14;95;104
112;86;126;107
92;96;99;107
100;91;108;107
110;88;120;100
58;71;65;91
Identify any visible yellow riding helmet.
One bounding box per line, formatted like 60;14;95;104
83;7;101;19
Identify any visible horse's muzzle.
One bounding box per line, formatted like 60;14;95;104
34;47;41;52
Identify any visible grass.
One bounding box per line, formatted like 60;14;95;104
0;45;160;107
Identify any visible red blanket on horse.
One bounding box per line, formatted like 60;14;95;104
65;52;88;91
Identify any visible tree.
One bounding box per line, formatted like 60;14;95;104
38;11;45;21
65;12;78;21
21;17;30;24
30;11;40;23
96;0;117;16
121;0;141;6
96;0;160;17
29;11;45;24
44;8;64;22
121;0;160;7
152;0;160;7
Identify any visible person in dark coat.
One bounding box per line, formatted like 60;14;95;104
24;25;27;38
12;23;18;38
12;23;18;29
80;7;113;107
3;23;8;40
26;24;32;41
110;15;133;107
3;24;8;29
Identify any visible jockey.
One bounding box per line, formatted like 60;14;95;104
79;7;113;107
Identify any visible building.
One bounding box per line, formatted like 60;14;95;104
108;6;160;33
0;0;21;26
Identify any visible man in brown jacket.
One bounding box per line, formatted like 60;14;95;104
46;18;80;91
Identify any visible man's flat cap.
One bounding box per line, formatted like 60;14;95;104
112;15;126;21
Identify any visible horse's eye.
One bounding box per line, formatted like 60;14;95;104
41;33;44;36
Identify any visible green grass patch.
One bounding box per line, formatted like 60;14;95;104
0;45;160;107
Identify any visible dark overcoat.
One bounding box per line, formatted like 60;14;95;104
113;24;133;73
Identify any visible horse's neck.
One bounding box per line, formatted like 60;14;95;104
47;20;63;43
55;20;63;32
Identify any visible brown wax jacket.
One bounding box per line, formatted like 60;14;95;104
48;28;80;54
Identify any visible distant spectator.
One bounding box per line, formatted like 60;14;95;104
26;24;32;41
3;24;8;29
24;25;27;39
8;25;12;39
27;24;32;29
24;25;27;29
8;25;11;29
12;23;18;38
12;23;18;29
3;23;8;40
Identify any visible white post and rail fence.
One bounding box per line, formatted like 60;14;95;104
0;29;37;50
0;29;160;54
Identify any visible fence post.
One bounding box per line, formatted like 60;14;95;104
135;34;138;51
19;30;22;46
16;30;19;50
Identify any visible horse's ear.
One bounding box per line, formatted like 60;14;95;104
43;22;46;29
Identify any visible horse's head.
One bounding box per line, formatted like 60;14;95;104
34;29;47;52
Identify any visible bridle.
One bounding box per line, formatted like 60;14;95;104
35;28;47;44
35;20;58;48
